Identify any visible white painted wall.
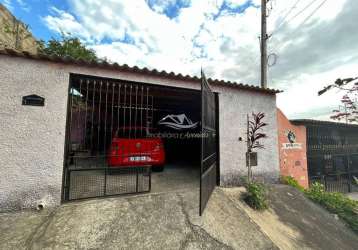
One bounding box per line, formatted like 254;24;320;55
0;57;69;211
216;87;279;185
0;55;279;210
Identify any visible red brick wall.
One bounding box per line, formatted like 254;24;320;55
277;109;309;188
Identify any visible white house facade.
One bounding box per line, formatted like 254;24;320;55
0;49;280;211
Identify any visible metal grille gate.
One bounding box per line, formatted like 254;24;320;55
308;154;358;193
200;71;217;215
304;123;358;193
63;74;152;201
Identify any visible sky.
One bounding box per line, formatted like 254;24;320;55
2;0;357;120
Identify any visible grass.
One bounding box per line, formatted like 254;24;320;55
243;181;268;210
280;175;305;192
280;175;358;234
305;182;358;234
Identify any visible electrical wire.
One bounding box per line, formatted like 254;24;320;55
284;0;319;24
270;0;328;55
272;0;302;34
273;0;319;35
266;0;328;84
298;0;328;26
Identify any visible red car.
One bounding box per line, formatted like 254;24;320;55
107;127;165;171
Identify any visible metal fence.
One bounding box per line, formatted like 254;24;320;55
309;172;358;193
67;166;151;200
304;122;358;193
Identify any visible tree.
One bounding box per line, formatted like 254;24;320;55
330;95;358;123
37;34;98;61
318;77;358;124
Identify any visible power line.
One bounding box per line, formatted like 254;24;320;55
266;0;328;85
273;0;319;34
273;0;296;17
299;0;328;26
272;0;302;34
279;0;328;42
270;0;328;54
285;0;319;24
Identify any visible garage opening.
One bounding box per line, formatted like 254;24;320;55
62;74;204;201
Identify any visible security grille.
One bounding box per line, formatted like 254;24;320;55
199;71;217;215
305;123;358;193
63;74;153;201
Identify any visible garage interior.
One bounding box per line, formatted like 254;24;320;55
63;74;202;200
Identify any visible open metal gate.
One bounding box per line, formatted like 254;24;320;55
63;74;152;201
200;71;217;215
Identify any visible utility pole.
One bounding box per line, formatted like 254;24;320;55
260;0;268;88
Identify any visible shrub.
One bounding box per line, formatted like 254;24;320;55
304;182;325;201
243;182;268;210
280;175;305;192
305;182;358;234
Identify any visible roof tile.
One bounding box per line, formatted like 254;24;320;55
0;48;281;94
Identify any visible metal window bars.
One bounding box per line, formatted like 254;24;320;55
68;77;154;155
64;75;154;201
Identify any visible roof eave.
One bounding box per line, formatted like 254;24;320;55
0;48;282;94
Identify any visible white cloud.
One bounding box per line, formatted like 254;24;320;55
147;0;190;14
42;0;357;120
2;0;13;11
43;7;92;41
16;0;30;12
1;0;30;12
44;1;225;74
276;63;357;120
225;0;249;8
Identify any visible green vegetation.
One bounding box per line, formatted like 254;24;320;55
243;182;268;210
280;175;305;192
37;34;98;61
280;177;358;234
305;183;358;233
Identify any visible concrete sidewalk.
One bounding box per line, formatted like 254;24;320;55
0;188;276;250
347;192;358;201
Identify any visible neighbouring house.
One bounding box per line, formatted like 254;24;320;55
277;110;358;192
0;4;38;54
291;119;358;193
277;109;308;188
0;49;281;212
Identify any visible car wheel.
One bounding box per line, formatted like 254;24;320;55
152;165;164;172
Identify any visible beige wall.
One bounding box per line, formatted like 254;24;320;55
0;56;68;211
218;88;279;185
0;4;38;53
0;55;279;210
